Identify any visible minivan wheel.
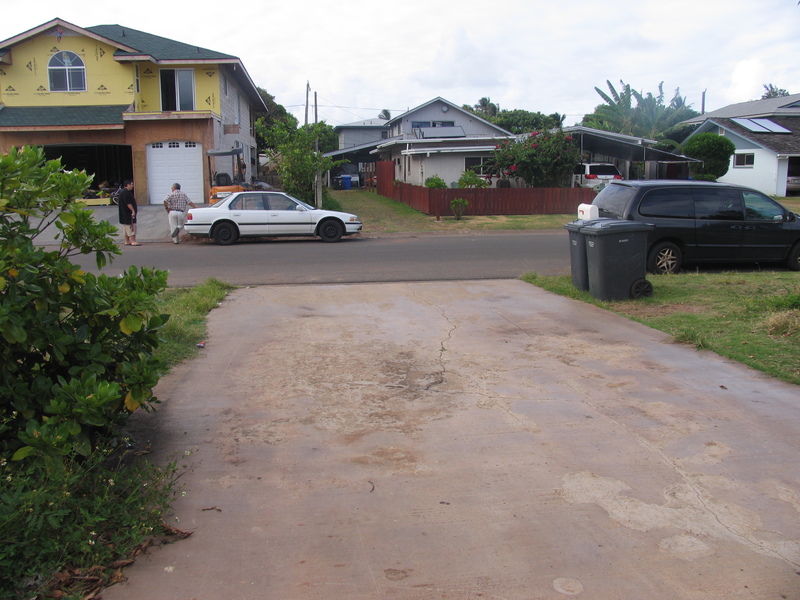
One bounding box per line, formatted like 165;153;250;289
787;242;800;271
648;242;682;274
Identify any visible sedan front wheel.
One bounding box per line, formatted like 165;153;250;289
318;220;344;243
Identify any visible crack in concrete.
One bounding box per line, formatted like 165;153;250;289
581;397;800;568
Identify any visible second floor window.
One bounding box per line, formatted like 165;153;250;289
160;69;195;111
48;51;86;92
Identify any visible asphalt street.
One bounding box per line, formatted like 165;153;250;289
54;206;573;285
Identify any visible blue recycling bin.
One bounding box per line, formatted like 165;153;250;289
341;175;351;190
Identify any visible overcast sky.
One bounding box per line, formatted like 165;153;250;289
3;0;799;127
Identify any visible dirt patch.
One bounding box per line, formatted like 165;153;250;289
608;302;708;319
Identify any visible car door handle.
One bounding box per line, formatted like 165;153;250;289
744;226;756;230
730;225;742;230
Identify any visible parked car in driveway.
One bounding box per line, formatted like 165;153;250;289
573;163;623;190
185;191;362;245
788;160;800;195
591;180;800;273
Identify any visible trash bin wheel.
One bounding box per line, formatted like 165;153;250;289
630;279;654;299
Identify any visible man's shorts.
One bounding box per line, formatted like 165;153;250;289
122;224;135;237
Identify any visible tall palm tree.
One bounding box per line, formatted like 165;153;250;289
378;109;391;120
474;97;498;118
585;80;636;135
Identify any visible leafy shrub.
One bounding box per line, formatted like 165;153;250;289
0;448;181;598
321;188;342;212
0;146;169;462
424;175;448;189
683;133;736;179
490;129;581;187
450;198;468;220
457;169;489;189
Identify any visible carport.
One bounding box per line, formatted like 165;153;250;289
564;125;700;179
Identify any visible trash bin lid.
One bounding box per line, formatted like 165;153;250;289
563;218;612;232
581;219;654;235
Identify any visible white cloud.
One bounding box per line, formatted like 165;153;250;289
2;0;799;126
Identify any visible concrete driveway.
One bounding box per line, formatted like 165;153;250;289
103;280;800;600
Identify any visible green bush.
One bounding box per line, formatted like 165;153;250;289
424;175;448;189
490;129;581;187
0;146;170;462
0;448;181;598
683;133;736;179
457;169;489;188
450;198;469;220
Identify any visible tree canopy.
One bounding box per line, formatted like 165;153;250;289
761;84;790;99
582;80;698;142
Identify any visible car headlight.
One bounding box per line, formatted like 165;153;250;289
349;216;359;222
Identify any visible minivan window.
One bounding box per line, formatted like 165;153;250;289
638;188;694;218
694;188;743;220
742;191;784;220
592;184;636;217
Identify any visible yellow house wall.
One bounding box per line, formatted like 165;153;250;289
136;64;219;114
0;28;135;107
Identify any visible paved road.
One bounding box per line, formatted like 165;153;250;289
79;232;571;286
49;205;572;286
103;280;800;600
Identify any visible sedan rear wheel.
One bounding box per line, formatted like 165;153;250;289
213;222;239;245
319;220;344;243
648;241;682;274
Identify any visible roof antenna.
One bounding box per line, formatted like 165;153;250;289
121;29;125;37
196;46;200;53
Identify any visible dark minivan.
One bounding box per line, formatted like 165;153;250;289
591;180;800;273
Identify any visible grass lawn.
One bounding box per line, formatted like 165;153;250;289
523;271;800;386
333;189;800;235
331;189;574;233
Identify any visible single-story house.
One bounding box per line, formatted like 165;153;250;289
682;94;800;196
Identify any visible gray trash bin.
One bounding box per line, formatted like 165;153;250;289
582;220;655;301
564;219;606;291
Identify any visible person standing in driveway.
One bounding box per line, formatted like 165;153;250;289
117;180;140;246
163;183;197;244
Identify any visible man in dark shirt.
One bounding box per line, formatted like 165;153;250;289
117;180;140;246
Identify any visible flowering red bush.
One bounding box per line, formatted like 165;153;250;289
489;129;581;187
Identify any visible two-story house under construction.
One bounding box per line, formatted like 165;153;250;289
0;18;266;203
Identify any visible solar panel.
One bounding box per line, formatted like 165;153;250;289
750;118;791;133
731;117;791;133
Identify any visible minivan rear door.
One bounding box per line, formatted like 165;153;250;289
692;187;745;260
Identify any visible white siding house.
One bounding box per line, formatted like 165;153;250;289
683;95;800;196
373;97;514;187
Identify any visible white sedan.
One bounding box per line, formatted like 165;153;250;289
184;191;362;245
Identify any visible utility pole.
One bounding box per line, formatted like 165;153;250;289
315;91;322;208
304;81;310;126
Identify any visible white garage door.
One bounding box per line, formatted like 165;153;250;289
146;141;204;205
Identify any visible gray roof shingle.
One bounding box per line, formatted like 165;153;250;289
0;105;128;127
714;116;800;154
85;24;235;62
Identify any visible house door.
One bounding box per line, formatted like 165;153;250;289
146;141;203;205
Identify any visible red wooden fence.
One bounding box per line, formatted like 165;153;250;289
374;161;595;216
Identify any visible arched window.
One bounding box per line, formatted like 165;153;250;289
48;51;86;92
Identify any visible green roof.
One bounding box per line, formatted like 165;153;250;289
0;105;128;127
86;25;236;62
